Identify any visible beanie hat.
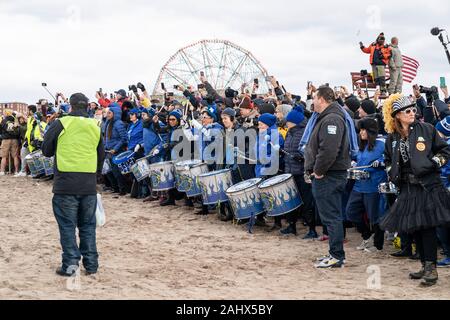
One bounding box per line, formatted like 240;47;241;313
169;109;183;121
222;108;236;119
361;99;377;115
277;104;293;119
238;96;254;109
436;116;450;137
345;97;361;113
286;106;305;125
129;108;142;118
258;113;277;127
358;117;379;135
202;106;218;122
258;103;276;115
377;32;385;41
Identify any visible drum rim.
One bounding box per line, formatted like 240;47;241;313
198;168;231;178
258;173;293;189
226;178;263;194
175;160;203;167
149;161;175;167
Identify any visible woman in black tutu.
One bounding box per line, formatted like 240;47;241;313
381;94;450;287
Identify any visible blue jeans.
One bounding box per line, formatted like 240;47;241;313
53;194;98;273
312;171;347;261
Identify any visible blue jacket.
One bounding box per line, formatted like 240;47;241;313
195;122;224;163
353;139;387;193
127;120;144;151
442;138;450;188
105;105;128;153
143;121;163;156
255;124;285;178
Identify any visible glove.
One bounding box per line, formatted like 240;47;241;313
129;85;138;93
351;161;357;168
134;144;141;153
432;156;443;168
372;161;381;168
137;82;146;92
190;119;203;130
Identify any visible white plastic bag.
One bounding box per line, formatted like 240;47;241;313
95;193;106;227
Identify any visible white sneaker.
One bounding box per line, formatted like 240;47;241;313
364;245;382;253
0;172;5;176
15;172;27;177
357;235;374;251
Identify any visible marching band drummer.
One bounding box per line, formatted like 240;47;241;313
141;108;165;202
255;113;285;231
380;94;450;287
151;109;185;207
346;117;387;253
127;108;145;199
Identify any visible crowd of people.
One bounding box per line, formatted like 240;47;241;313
1;33;450;286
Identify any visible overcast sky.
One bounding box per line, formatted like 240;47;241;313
0;0;449;104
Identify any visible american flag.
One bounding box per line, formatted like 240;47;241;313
386;55;420;83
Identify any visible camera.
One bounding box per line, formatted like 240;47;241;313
42;83;47;87
419;86;438;95
129;85;138;93
360;70;368;77
198;84;205;90
174;85;179;90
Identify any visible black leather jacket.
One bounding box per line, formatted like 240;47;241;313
385;121;450;190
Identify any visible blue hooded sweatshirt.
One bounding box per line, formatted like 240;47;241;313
127;119;144;151
105;104;128;153
143;121;164;156
442;138;450;189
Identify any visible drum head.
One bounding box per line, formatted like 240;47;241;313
176;160;202;168
113;151;134;163
259;174;292;188
199;169;231;178
227;178;262;193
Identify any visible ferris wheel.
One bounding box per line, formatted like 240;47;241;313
152;39;272;96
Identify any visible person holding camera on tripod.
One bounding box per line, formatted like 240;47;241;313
360;33;392;95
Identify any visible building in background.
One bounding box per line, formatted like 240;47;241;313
0;102;28;116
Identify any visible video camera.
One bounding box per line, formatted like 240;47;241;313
419;85;440;106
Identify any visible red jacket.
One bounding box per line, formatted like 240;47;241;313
98;98;128;109
361;43;392;66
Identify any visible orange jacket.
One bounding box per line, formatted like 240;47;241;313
361;43;392;65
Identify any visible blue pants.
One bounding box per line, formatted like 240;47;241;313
53;194;98;273
312;171;347;261
346;191;384;225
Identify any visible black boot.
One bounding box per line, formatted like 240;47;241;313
421;262;438;286
410;262;426;280
391;247;413;258
280;223;297;236
160;192;175;206
195;205;209;215
184;198;194;208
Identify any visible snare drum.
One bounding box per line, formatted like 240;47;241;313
258;174;303;217
226;178;265;220
25;151;45;178
378;182;399;195
149;161;176;191
131;158;151;182
347;169;370;181
175;160;209;197
198;169;233;205
43;157;54;176
112;151;136;175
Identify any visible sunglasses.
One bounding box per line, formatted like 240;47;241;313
400;107;417;115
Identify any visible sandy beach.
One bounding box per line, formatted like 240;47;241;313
1;175;449;300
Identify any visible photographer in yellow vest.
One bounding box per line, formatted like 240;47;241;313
42;93;105;277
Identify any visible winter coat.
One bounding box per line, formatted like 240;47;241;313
284;120;307;175
127;120;144;151
104;105;128;153
255;124;285;178
353;139;387;193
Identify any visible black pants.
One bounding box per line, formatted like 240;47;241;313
286;175;315;229
413;228;438;263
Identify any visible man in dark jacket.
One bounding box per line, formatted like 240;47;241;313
0;112;20;175
304;86;351;269
42;93;104;277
